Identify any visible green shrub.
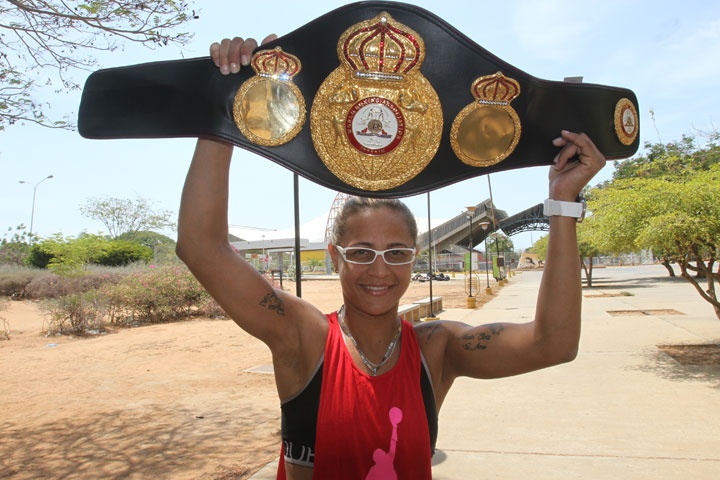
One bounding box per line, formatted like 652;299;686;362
100;265;213;325
12;264;222;336
92;240;152;266
118;231;178;264
26;243;54;269
25;234;153;273
41;291;106;336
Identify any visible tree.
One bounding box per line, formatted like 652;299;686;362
27;232;153;274
118;230;174;248
27;233;104;274
485;232;514;257
1;1;197;130
0;225;36;265
589;134;720;276
634;169;720;320
94;239;153;266
528;234;548;261
612;134;720;181
584;177;660;257
577;222;600;287
118;230;177;263
587;153;720;320
80;196;176;239
527;226;603;287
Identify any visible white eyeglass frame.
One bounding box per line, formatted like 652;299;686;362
334;245;417;265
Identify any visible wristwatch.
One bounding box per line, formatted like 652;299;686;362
543;197;587;222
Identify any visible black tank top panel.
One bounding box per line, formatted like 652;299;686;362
280;357;438;466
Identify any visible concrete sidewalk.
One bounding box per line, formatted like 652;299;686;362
251;265;720;479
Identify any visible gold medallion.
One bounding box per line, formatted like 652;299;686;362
614;98;638;146
233;47;306;146
311;12;443;191
451;72;522;167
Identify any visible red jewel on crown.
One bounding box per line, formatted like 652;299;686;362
339;12;425;82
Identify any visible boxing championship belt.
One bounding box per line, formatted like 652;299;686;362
78;1;639;198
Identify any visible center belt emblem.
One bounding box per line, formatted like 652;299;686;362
311;12;443;191
346;96;404;155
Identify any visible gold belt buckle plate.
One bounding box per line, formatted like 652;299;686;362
451;72;522;167
233;47;306;147
310;12;443;191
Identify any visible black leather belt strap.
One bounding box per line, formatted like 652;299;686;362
78;1;639;197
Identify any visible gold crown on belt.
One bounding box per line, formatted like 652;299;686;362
472;72;521;105
339;12;425;82
251;46;302;80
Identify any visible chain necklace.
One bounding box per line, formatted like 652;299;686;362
337;306;402;376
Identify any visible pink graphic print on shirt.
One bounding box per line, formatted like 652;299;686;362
365;407;403;480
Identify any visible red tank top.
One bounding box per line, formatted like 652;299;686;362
277;312;433;479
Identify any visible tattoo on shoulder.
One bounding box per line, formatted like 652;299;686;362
459;323;504;351
416;322;442;344
259;291;285;316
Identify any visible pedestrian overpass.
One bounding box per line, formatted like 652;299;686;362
417;199;504;253
416;201;549;253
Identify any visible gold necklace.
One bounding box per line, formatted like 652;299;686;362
337;306;402;376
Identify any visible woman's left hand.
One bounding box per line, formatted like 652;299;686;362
549;130;606;201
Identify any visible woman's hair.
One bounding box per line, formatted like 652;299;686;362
330;197;417;245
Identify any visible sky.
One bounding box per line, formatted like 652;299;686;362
2;0;719;251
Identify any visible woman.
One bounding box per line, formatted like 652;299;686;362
176;36;606;480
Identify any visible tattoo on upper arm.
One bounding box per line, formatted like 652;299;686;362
259;291;285;315
459;323;504;351
417;322;442;345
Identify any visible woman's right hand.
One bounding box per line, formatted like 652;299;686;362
210;34;278;75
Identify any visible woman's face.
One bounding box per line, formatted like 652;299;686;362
330;206;416;317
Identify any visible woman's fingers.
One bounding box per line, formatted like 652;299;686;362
211;36;269;75
261;34;279;45
549;131;607;200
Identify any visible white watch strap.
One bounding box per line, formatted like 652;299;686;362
543;198;585;219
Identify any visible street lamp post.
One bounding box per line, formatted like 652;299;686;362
465;206;477;308
486;174;505;284
19;174;54;239
426;192;438;320
479;221;492;294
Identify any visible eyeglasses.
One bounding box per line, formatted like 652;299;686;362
335;245;416;265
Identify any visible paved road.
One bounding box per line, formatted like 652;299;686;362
252;265;720;479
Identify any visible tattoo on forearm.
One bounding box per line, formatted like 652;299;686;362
259;292;285;315
460;324;504;351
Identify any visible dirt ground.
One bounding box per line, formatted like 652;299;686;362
657;343;720;365
1;276;492;480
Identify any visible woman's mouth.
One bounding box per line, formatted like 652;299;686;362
361;284;392;295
